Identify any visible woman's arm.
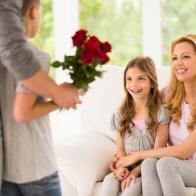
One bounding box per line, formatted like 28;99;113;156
116;129;196;168
13;92;59;123
140;128;196;160
115;123;169;168
154;123;169;148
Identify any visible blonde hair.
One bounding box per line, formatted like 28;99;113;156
118;56;161;137
165;34;196;131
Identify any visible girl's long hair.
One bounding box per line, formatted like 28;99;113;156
164;35;196;131
118;56;161;137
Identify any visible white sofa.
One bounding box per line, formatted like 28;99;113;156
55;65;196;196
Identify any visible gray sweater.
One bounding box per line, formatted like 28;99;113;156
0;0;41;80
0;42;57;183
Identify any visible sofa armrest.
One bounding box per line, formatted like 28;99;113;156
56;131;116;196
58;169;79;196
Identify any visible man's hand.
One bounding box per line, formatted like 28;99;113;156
57;83;81;109
21;69;81;108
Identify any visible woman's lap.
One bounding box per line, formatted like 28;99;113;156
142;157;196;196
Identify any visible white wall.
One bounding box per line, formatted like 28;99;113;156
51;0;82;145
52;0;79;83
142;0;161;66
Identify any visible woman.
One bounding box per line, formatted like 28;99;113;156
116;34;196;196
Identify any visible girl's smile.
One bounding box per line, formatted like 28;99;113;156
126;67;151;103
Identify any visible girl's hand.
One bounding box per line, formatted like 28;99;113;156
114;167;129;181
109;154;119;172
116;152;140;168
121;173;136;191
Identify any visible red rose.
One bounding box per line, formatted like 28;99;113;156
100;42;112;53
83;40;99;52
89;36;102;47
81;50;94;64
52;28;112;91
89;36;99;42
72;29;88;47
95;50;109;64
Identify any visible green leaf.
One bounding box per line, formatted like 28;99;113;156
51;61;62;68
76;47;82;58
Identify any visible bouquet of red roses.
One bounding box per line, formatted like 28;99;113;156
52;29;112;91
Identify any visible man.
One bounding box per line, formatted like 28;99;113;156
0;0;80;188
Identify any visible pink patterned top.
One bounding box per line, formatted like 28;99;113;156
168;101;196;162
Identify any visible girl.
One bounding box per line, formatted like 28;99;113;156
116;35;196;196
101;56;170;196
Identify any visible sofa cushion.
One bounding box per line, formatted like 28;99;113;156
80;65;124;133
56;132;116;196
58;170;79;196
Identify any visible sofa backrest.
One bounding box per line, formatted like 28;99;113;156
80;65;171;133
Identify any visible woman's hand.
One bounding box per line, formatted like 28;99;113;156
116;152;140;168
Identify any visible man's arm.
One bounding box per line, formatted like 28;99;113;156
0;0;41;80
0;1;80;107
22;71;81;108
13;90;59;123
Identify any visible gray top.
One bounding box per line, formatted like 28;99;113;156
0;113;2;136
0;42;57;183
0;0;41;140
0;0;40;81
112;106;170;154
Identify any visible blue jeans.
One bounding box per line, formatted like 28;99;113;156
0;115;3;192
1;172;62;196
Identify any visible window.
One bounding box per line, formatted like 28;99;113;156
161;0;196;65
32;0;55;77
32;0;54;57
80;0;142;67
